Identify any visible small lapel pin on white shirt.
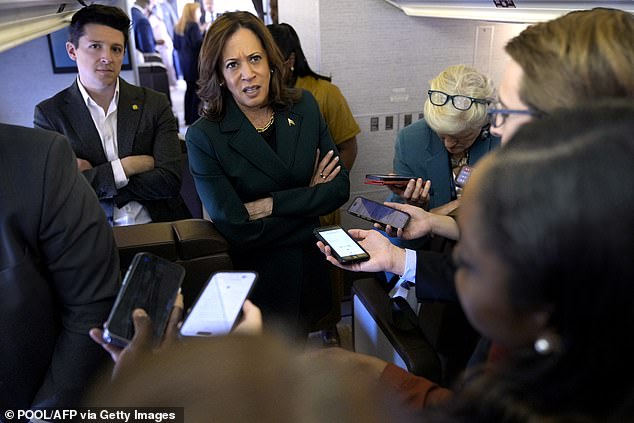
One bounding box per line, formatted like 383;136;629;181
288;118;295;126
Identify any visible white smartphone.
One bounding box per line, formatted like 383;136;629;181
314;225;370;264
179;271;258;337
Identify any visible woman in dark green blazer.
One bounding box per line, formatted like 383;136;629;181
186;12;349;336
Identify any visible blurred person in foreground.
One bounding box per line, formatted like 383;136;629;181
317;102;634;421
0;124;119;411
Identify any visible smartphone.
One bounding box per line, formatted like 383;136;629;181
103;252;185;348
347;196;411;229
314;225;370;264
455;165;473;188
364;174;412;185
179;271;258;337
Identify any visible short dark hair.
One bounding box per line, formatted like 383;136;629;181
68;4;131;47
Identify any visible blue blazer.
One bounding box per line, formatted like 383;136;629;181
132;6;155;53
186;90;350;326
34;78;190;222
390;119;500;209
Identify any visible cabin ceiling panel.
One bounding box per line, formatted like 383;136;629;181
383;0;634;23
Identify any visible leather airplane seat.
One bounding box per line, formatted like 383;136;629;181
113;219;233;311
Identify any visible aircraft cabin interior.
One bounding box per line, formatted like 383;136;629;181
1;0;633;420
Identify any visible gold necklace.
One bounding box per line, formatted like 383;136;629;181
256;112;275;133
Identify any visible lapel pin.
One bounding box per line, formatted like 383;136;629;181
288;118;295;126
132;104;139;110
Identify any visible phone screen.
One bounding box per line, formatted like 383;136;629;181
347;197;410;229
455;165;473;188
103;253;185;347
180;272;257;337
314;226;370;263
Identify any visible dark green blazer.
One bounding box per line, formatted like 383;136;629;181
186;90;350;329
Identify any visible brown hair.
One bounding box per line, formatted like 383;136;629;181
174;3;199;36
505;7;634;114
197;11;299;120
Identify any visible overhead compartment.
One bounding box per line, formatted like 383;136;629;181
383;0;634;23
0;0;117;53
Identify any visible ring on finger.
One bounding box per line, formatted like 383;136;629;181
320;173;327;179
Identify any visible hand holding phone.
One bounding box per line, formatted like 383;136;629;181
103;253;185;348
364;174;412;186
313;225;370;264
180;272;258;337
347;196;410;229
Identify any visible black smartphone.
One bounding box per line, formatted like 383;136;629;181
314;225;370;264
364;174;412;185
347;196;411;229
179;271;258;337
103;252;185;348
455;165;473;188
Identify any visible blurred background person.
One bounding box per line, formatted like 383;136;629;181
186;12;349;338
149;3;178;86
199;0;215;31
131;0;157;54
174;3;204;125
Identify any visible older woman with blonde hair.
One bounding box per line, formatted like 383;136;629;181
383;65;499;251
388;65;499;215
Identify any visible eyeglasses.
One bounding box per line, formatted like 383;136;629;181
487;102;539;128
428;90;491;111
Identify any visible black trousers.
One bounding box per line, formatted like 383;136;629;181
184;80;201;125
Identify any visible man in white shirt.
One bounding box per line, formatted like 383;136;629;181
35;4;191;225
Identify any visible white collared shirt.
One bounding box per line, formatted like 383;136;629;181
77;77;152;226
401;248;417;282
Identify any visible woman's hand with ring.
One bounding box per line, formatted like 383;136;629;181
310;149;341;186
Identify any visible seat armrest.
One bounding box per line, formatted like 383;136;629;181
113;222;178;269
352;278;442;381
172;219;229;259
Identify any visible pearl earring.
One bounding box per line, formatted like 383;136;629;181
534;331;561;355
290;66;294;72
534;338;552;354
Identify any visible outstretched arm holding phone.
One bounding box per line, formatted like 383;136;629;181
380;202;460;241
89;298;263;379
